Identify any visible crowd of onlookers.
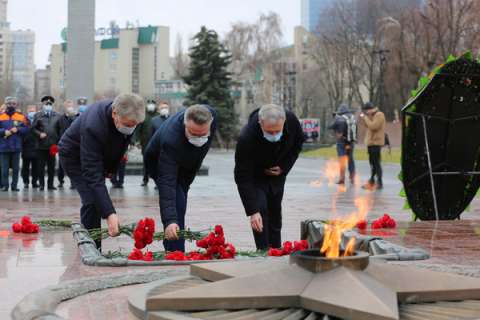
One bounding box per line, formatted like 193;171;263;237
0;95;170;191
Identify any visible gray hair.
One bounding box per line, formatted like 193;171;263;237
112;94;145;122
5;96;18;104
258;104;286;123
184;104;213;125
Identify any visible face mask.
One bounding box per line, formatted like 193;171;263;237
146;104;156;112
79;105;87;113
6;106;15;113
66;107;76;116
28;112;36;122
44;104;53;113
263;131;283;143
188;136;209;147
159;108;169;117
117;125;136;136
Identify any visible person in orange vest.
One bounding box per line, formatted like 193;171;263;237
0;97;28;191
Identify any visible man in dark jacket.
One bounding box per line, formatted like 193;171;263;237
234;104;304;250
22;105;39;189
135;99;159;186
54;99;78;188
32;96;60;191
59;94;145;248
149;101;170;140
0;97;28;191
145;104;216;252
329;103;357;185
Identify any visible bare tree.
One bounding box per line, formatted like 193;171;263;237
172;33;190;80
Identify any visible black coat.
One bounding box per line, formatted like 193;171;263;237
32;111;60;150
54;114;78;143
234;109;304;216
22;126;38;158
149;114;169;141
144;107;216;226
58;100;133;217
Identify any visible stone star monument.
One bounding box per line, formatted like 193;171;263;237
66;0;95;103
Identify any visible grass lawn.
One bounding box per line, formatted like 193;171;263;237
302;146;401;164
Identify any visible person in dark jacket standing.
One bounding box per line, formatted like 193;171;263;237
54;99;78;188
59;94;145;248
145;104;216;252
135;99;159;186
0;97;28;191
149;101;170;140
33;96;60;191
234;104;304;250
22;105;40;189
329;103;357;185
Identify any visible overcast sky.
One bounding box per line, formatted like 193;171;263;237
7;0;301;69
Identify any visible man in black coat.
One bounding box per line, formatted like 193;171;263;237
54;99;78;188
59;94;145;247
32;96;60;191
149;101;170;140
145;104;216;252
234;104;304;250
22;105;39;189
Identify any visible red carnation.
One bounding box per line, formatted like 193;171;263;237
12;223;22;233
143;251;153;261
268;248;284;257
226;243;236;257
196;238;208;249
214;225;224;236
293;240;308;252
20;216;32;226
213;235;225;246
133;217;156;249
165;251;188;261
282;241;293;255
371;220;383;229
128;248;144;260
356;220;368;230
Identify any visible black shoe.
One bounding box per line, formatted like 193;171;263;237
336;180;345;185
24;184;29;189
39;186;44;191
32;184;39;188
58;182;64;188
141;181;148;186
1;187;8;192
48;186;57;191
11;187;19;192
376;183;384;190
70;185;76;190
113;184;124;189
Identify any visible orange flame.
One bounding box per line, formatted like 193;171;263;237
344;237;356;257
321;197;371;258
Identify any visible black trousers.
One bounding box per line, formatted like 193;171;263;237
37;149;56;188
21;156;39;186
368;146;383;184
58;162;65;184
60;156;103;248
111;161;126;186
252;184;285;250
141;147;149;184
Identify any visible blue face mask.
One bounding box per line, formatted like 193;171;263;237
27;112;36;122
263;131;283;143
44;104;53;113
79;105;87;113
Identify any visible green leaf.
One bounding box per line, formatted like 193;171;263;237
410;89;418;98
462;51;473;61
399;188;406;197
398;171;403;182
419;76;429;88
446;54;456;63
411;212;417;221
403;200;411;210
398;228;407;236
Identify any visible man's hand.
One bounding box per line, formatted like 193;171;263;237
106;214;120;237
165;223;180;240
40;132;47;139
4;130;12;137
359;113;365;118
10;127;18;134
264;166;283;176
250;213;263;233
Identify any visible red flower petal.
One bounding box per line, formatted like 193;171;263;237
268;248;285;257
214;225;224;236
356;220;368;230
20;216;32;226
12;223;22;233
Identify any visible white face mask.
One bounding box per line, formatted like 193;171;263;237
146;104;156;112
159;108;169;117
44;104;53;112
188;136;209;147
117;125;136;135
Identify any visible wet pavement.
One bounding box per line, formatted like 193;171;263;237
1;150;480;319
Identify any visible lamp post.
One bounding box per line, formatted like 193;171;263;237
373;49;389;111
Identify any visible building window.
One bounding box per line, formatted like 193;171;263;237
132;48;140;93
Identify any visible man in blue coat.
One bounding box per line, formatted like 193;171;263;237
59;94;145;248
145;104;216;252
0;97;28;191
